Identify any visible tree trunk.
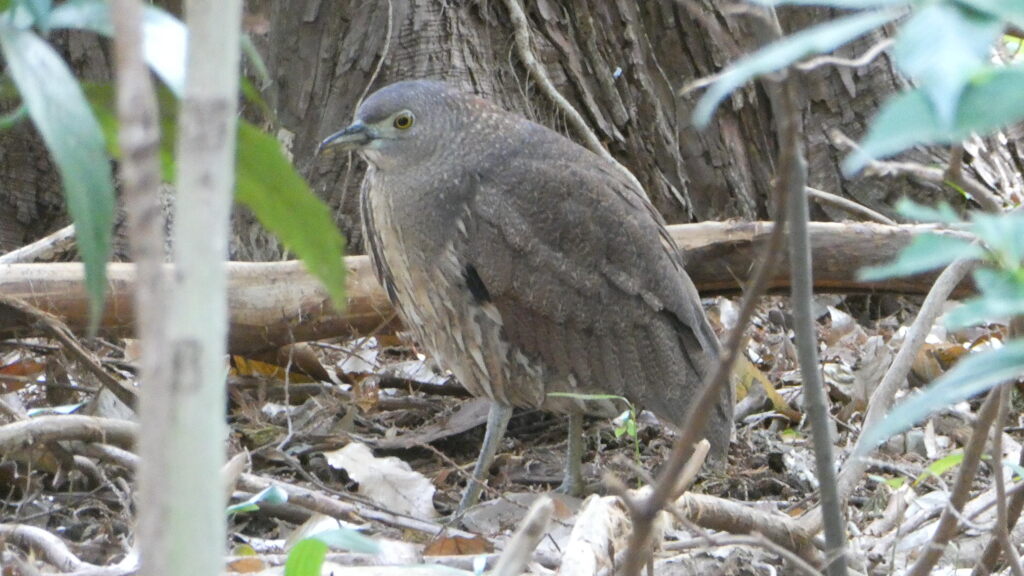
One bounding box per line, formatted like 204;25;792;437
1;2;1020;260
253;1;1019;256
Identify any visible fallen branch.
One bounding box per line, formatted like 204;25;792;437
0;414;137;454
0;222;967;354
0;523;94;572
0;224;76;264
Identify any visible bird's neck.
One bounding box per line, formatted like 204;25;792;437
367;166;475;255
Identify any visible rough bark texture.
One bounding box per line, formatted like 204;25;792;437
2;2;1022;262
252;1;1021;259
0;30;111;253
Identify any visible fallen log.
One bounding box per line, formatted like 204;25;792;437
0;221;966;354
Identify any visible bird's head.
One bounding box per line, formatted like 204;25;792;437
318;80;474;171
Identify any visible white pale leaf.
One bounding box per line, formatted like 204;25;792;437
324;442;437;519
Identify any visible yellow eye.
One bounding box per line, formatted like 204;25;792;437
393;112;414;130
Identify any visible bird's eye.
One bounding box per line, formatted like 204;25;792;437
393;112;414;130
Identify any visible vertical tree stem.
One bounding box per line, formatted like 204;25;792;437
161;1;243;574
762;9;850;572
110;0;169;574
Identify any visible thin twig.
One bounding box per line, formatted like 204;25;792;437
799;256;977;537
0;524;92;572
974;318;1024;575
796;38;894;71
491;497;553;576
770;13;848;572
501;0;646;196
906;388;1001;576
992;384;1024;576
0;224;76;264
236;473;477;539
69;426;479;540
0;295;138;408
861;158;1003;212
667;532;822;576
805;186;896;225
671;492;821;565
0;415;137;454
944;145;1002;212
336;0;393;222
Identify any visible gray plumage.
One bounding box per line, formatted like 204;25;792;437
321;80;732;507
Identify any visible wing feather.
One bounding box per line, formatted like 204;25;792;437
464;157;722;429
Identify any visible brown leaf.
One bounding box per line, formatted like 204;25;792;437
733;356;801;422
423;534;493;556
226;557;265;573
911;343;968;387
230;355;315;383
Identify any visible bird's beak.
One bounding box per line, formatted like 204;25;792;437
317;122;376;155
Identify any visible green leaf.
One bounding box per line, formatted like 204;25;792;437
1003;460;1024;482
895;198;963;225
871;475;906;490
956;0;1024;30
858;233;982;281
845;67;1024;174
241;34;271;89
16;0;51;31
970;211;1024;267
82;83;346;311
284;538;328;576
49;0;186;96
856;340;1024;456
844;90;936;173
0;24;114;334
308;528;380;555
692;9;896;127
235;123;347;311
227;485;289;515
914;450;964;486
945;268;1024;328
83;83;178;182
893;4;1002;129
0;103;28;129
946;65;1024;132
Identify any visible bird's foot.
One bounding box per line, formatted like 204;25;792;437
553;475;584;497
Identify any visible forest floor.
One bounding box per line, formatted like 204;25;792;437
0;293;1017;575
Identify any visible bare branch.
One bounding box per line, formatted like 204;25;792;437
907;389;1001;576
796;38;893;71
805;186;896;225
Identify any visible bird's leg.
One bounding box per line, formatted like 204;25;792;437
458;402;513;513
555;412;585;496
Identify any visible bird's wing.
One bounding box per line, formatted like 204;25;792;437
463;157;723;427
360;173;400;304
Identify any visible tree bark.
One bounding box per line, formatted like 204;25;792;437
252;1;1021;258
0;222;972;354
1;3;1019;262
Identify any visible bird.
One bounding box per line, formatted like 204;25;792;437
319;80;732;513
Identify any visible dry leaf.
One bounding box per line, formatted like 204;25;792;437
230;356;315;383
423;534;493;556
324;442;437;519
226;556;265;573
733;356;800;421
